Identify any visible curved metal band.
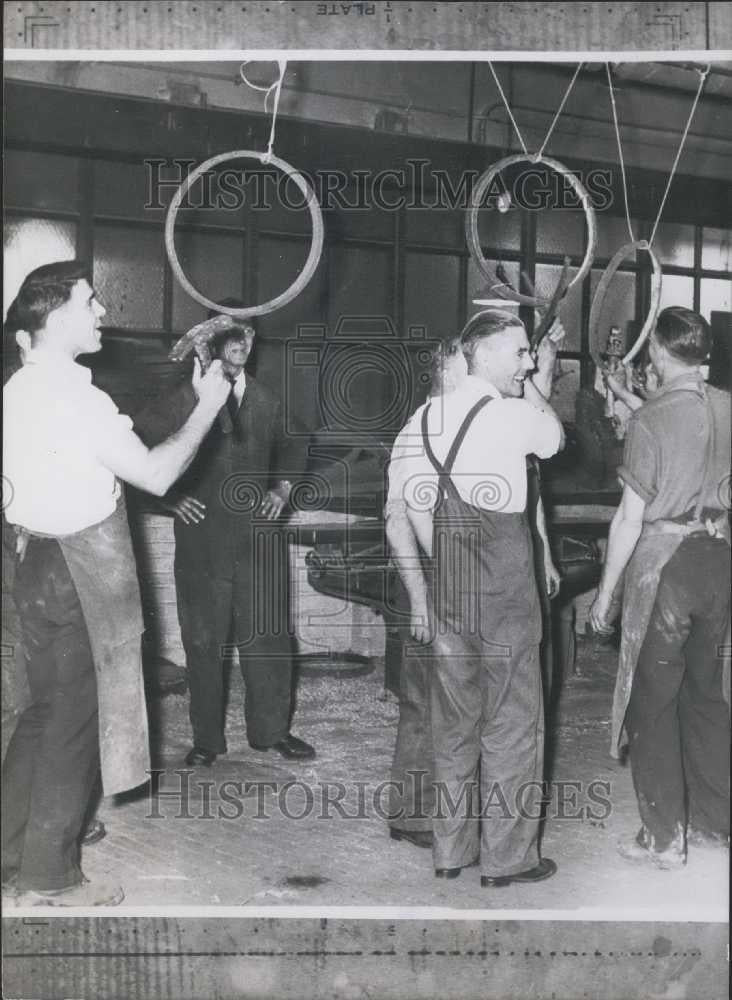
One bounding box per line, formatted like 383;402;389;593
466;153;597;308
588;240;662;367
164;150;324;319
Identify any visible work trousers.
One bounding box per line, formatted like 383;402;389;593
627;535;731;853
388;636;436;833
176;559;293;753
430;632;544;876
2;538;99;891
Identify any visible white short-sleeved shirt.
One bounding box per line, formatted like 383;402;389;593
389;376;561;515
3;348;135;534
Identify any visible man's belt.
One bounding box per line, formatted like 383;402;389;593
644;511;729;542
13;524;60;562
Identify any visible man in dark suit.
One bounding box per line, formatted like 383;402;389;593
135;311;314;766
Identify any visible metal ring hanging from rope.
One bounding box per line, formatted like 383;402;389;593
164;149;324;318
465;153;597;308
588;240;663;368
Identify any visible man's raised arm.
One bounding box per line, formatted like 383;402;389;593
98;359;229;497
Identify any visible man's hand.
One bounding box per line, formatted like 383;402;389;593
589;589;619;636
164;494;206;525
259;482;291;521
191;358;230;412
531;319;566;399
544;557;561;599
409;599;432;644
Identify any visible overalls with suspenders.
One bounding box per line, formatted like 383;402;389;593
421;396;547;877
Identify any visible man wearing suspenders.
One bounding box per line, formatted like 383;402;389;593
402;309;564;886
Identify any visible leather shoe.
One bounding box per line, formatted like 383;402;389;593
184;747;217;767
481;858;557;888
390;828;433;849
251;734;315;760
81;819;106;846
435;858;479;879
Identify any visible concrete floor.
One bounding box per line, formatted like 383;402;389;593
7;639;728;917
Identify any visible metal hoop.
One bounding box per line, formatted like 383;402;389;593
164;150;324;318
466;153;597;308
588;240;662;367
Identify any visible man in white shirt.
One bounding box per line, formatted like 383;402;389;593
399;309;564;886
2;260;229;906
385;322;563;858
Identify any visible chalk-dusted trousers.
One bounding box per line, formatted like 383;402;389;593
627;533;731;852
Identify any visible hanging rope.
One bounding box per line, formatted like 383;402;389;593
648;64;710;248
488;61;583;160
606;62;710;249
239;59;287;162
536;62;583;159
488;63;528;155
606;64;636;244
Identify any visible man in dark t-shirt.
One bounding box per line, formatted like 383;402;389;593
591;306;730;869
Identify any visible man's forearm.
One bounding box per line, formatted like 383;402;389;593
532;361;554;400
598;508;643;602
386;511;428;610
145;402;219;496
523;378;566;448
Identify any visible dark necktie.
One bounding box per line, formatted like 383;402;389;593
219;383;242;439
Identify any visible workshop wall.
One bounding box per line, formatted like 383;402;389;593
4;64;732;434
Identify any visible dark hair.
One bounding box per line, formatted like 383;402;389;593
460;308;524;369
6;260;91;336
207;297;257;331
654;306;711;365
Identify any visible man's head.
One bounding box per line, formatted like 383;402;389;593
649;306;711;379
429;335;468;396
208;298;256;379
211;324;256;379
7;260;105;359
460;308;534;397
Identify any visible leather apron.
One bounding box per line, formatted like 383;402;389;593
38;497;150;795
610;388;729;756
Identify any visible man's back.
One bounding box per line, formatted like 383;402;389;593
620;375;730;522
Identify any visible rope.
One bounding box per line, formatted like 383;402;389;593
536;62;583;159
606;62;710;249
489;62;583;160
239;59;287;162
648;64;710;248
488;63;528;155
606;63;636;244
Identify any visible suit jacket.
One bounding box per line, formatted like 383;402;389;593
134;374;306;580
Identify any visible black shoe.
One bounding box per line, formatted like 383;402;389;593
184;747;217;767
481;858;557;888
81;820;106;846
435;858;479;879
390;828;433;849
251;734;315;760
